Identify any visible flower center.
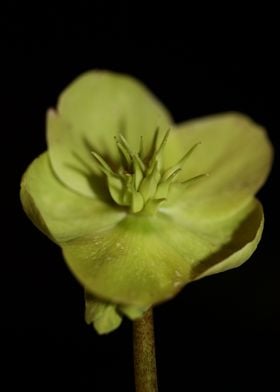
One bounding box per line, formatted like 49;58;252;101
92;129;205;215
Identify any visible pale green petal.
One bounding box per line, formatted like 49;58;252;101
85;291;148;335
62;199;262;307
46;111;102;199
85;291;122;334
191;200;264;280
47;71;172;197
62;213;191;307
20;152;125;243
119;304;148;320
84;292;147;334
164;113;273;220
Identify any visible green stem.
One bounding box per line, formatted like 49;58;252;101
133;308;158;392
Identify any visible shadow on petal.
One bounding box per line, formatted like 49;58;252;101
81;135;120;171
190;201;263;279
65;150;112;202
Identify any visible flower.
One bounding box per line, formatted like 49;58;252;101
20;71;273;334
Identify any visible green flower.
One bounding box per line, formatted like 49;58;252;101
20;71;273;334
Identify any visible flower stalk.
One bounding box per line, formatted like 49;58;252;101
133;308;158;392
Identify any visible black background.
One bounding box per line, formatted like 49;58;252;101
2;4;279;391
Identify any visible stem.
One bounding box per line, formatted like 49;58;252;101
133;308;158;392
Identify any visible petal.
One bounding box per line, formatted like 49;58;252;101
165;113;273;220
20;152;125;243
62;199;262;308
85;291;122;334
118;304;147;320
62;214;191;307
191;200;264;280
84;291;147;334
47;71;172;197
85;291;147;335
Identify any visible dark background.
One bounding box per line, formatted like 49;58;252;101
2;4;279;391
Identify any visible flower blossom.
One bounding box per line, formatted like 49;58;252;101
20;71;273;333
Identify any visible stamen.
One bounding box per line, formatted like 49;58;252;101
91;131;206;215
106;175;125;205
139;160;160;202
138;135;144;158
155;168;182;199
162;142;201;181
117;134;145;173
118;134;134;159
131;188;145;213
132;156;144;190
145;127;160;161
115;138;131;169
177;142;201;167
150;129;170;168
91;151;115;177
181;173;209;187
